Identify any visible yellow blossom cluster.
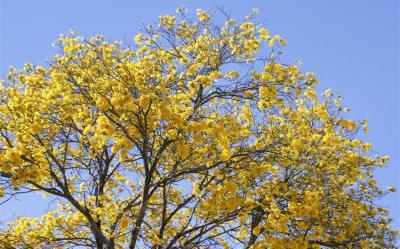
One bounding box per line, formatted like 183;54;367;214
0;8;397;249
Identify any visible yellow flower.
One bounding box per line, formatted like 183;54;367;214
120;217;129;230
252;8;260;15
134;33;143;45
259;28;269;40
79;182;88;192
196;9;210;22
159;15;176;29
226;70;239;79
304;90;316;99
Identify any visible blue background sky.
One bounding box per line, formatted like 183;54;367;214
1;0;399;230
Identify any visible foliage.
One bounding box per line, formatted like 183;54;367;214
0;7;397;249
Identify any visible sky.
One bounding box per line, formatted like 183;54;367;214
0;0;399;231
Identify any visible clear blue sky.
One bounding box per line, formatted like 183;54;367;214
1;0;399;230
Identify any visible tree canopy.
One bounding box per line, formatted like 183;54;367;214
0;7;397;249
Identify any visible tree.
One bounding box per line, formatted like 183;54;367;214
0;7;397;249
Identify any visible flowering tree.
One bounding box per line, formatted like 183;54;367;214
0;8;397;249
